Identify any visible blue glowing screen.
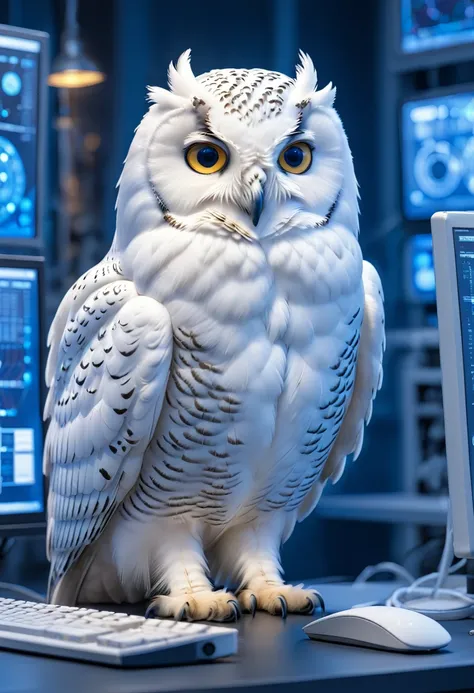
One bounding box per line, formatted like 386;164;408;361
0;34;41;240
401;0;474;54
408;233;436;301
402;91;474;220
0;265;44;517
453;228;474;485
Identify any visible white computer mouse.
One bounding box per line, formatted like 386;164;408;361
303;605;451;653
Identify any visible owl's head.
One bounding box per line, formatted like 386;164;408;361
115;50;359;251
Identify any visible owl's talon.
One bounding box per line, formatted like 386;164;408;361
250;594;257;618
144;605;156;619
176;602;189;621
277;595;288;620
226;599;241;621
303;597;315;615
312;590;325;614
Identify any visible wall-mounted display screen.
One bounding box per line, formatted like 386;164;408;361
402;89;474;220
0;33;42;240
401;0;474;55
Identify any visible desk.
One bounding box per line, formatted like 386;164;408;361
2;608;474;693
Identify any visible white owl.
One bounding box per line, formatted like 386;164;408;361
44;50;385;621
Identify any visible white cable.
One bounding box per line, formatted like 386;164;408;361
354;505;474;621
0;582;46;602
353;562;415;586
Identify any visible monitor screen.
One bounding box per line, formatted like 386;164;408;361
453;227;474;501
0;32;42;240
407;233;436;301
401;89;474;221
0;261;44;519
401;0;474;54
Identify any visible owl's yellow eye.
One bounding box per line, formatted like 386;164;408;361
278;141;312;174
185;142;228;174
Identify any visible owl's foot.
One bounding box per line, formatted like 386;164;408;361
238;583;324;618
145;589;241;623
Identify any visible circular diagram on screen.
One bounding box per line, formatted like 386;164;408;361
414;141;463;199
1;71;22;97
0;136;26;225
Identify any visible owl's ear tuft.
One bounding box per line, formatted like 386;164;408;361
146;85;185;110
291;51;336;110
294;51;318;95
312;81;337;108
168;49;195;96
167;49;217;112
291;50;318;109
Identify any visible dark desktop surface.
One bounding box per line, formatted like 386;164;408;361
1;553;474;693
2;542;474;693
2;607;474;693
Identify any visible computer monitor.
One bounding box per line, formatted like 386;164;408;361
405;233;436;302
431;211;474;558
392;0;474;71
401;86;474;221
0;25;48;247
0;255;46;535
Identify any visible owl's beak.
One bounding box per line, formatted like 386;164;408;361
252;186;265;227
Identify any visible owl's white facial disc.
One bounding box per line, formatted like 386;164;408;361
115;51;359;252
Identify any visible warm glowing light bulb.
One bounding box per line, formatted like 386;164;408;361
48;69;105;89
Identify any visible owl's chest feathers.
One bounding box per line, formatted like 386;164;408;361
132;227;363;520
141;226;362;344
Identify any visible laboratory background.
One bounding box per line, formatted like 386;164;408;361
0;0;474;686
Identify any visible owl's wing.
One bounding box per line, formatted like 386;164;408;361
44;261;172;602
297;260;385;520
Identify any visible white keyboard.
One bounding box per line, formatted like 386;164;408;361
0;598;238;667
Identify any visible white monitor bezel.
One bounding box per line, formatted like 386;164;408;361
432;211;474;558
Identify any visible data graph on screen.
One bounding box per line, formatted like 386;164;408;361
454;228;474;498
0;264;43;516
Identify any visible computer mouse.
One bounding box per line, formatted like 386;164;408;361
303;605;451;653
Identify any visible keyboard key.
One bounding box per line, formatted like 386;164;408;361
180;624;209;634
13;623;47;636
0;619;40;634
56;606;79;613
141;632;170;643
75;609;99;616
47;626;111;642
97;631;145;648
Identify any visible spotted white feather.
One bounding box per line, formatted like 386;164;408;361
44;263;172;600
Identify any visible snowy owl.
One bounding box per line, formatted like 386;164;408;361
44;50;385;622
